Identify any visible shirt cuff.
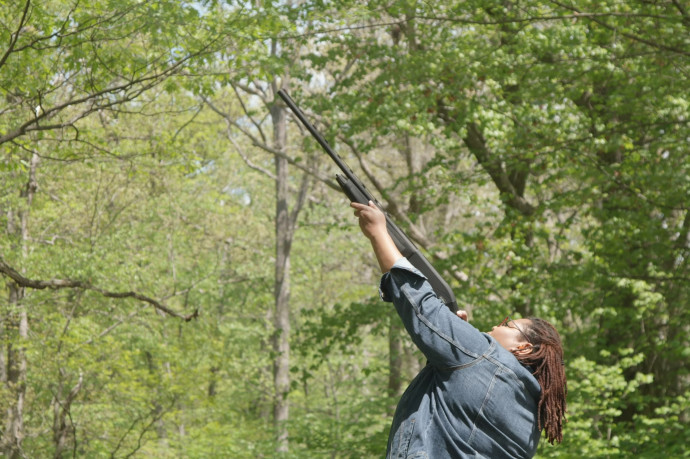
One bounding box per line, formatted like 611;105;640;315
378;257;426;302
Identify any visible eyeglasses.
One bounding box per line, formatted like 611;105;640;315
499;315;532;344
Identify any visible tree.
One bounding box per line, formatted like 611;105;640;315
2;0;688;456
0;1;243;456
293;0;690;454
201;1;341;451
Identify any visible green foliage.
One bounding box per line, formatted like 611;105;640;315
2;0;689;457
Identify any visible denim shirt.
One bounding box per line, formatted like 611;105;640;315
380;258;542;459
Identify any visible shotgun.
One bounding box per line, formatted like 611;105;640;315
277;89;458;313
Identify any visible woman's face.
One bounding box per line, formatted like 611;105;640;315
488;318;532;352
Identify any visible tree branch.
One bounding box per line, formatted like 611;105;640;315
287;154;314;239
269;11;679;41
464;122;536;216
0;35;218;146
0;258;198;321
0;0;31;72
204;95;340;193
337;135;435;249
230;82;268;145
548;0;690;57
671;0;688;22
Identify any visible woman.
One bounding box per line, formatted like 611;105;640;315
351;201;566;458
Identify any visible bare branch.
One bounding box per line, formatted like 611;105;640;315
288;154;315;236
269;11;679;41
0;0;31;71
79;305;148;348
0;36;218;146
227;130;276;179
204;95;340;191
548;0;690;57
172;103;204;141
11;1;144;54
121;398;177;459
0;258;198;321
338;135;435;250
231;82;268;144
416;11;678;24
671;0;688;20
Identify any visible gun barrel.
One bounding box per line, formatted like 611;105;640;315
278;90;362;191
277;89;458;313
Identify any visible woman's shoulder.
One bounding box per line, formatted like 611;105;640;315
485;334;542;397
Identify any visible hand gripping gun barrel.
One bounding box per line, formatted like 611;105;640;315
277;89;458;313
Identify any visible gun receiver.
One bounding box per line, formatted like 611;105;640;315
277;89;458;313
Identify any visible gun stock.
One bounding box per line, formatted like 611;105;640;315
278;89;458;313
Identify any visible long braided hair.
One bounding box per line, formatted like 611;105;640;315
513;318;567;444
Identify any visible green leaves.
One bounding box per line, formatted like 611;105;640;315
2;0;690;456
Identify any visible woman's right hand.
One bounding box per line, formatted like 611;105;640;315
350;200;402;273
351;201;387;241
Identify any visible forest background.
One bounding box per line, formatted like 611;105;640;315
1;0;688;457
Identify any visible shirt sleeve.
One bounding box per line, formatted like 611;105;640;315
379;258;492;368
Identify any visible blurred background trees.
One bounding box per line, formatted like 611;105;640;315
1;0;688;457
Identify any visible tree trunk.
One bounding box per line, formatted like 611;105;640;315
271;83;291;454
52;370;83;458
2;152;39;458
2;284;27;459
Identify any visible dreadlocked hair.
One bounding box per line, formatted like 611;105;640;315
512;317;567;444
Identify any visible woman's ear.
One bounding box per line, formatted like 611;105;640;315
511;343;534;356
